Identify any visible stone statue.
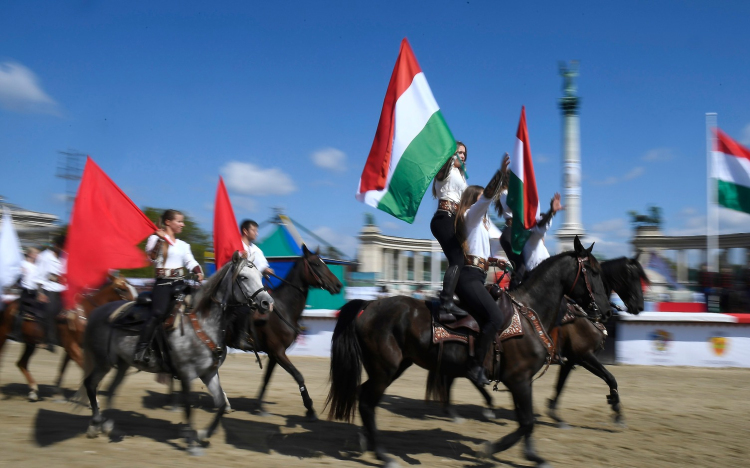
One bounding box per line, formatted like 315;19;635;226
559;60;579;97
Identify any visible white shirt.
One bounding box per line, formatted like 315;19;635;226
145;235;199;271
463;194;494;259
35;249;67;292
20;260;37;290
243;241;270;273
498;189;513;220
523;216;553;271
434;166;467;204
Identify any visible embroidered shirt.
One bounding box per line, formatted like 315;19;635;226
145;235;199;271
35;249;66;292
434;166;467;204
463;194;494;259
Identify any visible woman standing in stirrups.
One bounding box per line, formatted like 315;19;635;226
454;154;511;387
430;141;469;321
134;209;204;365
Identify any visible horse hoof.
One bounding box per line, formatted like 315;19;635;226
168;405;181;413
196;429;210;447
557;422;571;430
537;462;554;468
478;441;494;459
358;432;368;453
187;446;204;457
257;410;271;418
86;424;100;439
452;416;465;424
306;410;318;422
102;420;114;436
383;459;400;468
223;405;234;414
482;408;496;420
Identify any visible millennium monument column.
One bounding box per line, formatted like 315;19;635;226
555;61;585;251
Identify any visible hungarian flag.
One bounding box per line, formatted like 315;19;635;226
356;38;455;224
64;157;158;309
713;129;750;215
213;176;243;268
506;106;540;254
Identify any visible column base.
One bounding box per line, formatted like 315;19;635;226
555;228;586;254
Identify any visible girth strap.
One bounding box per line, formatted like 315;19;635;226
186;310;222;367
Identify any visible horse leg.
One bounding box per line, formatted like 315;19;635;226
482;380;549;467
579;352;624;427
547;360;575;429
443;375;462;423
84;364;111;438
273;351;318;421
105;360;129;411
255;355;277;416
472;378;496;420
196;372;227;447
52;353;71;398
16;343;39;401
179;378;201;455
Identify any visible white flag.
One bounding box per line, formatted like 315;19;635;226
0;207;23;289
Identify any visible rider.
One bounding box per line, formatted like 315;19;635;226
34;236;66;351
134;209;204;365
229;219;274;350
523;193;565;273
10;247;40;341
454;154;512;387
430;141;469;321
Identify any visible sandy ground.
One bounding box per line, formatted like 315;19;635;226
0;341;748;468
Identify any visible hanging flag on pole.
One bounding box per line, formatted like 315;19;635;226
356;38;456;224
0;206;23;289
213;176;243;268
506;106;540;254
64;157;158;309
713;128;750;215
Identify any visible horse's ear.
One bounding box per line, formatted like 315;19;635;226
632;249;642;262
107;272;117;282
302;243;311;256
573;235;584;255
232;250;243;263
585;242;595;255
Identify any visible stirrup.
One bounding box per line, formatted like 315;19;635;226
133;348;150;364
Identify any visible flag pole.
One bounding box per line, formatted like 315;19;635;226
705;112;718;273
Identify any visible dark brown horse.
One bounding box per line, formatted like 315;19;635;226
0;275;135;401
252;245;342;420
326;237;612;467
431;255;649;426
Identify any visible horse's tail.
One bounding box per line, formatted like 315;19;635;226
325;299;368;422
425;369;449;405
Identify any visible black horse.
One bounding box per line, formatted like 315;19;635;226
253;245;342;420
432;255;649;427
326;237;612;467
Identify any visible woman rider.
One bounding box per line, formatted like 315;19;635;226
430;141;469;320
134;209;204;365
454;154;512;386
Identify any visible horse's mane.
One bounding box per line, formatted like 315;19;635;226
193;260;234;312
601;256;650;292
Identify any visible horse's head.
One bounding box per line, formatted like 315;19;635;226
301;244;342;295
107;274;137;301
570;236;613;319
230;250;274;314
622;255;648;315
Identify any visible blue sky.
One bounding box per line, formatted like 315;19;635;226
2;1;750;263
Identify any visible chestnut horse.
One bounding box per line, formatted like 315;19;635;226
327;237;612;467
0;275;135;401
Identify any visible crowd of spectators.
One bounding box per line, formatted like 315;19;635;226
697;264;750;313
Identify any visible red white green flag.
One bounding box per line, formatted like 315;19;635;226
356;38;455;224
506;106;540;254
713;128;750;215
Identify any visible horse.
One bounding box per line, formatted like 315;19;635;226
326;237;612;467
0;275;136;401
251;244;342;420
80;252;272;454
430;255;649;426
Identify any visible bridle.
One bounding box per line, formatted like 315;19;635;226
218;257;268;309
263;255;328;294
567;256;601;316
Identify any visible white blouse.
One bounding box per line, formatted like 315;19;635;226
242;241;270;273
34;249;66;292
145;235;200;271
434;166;467;204
463;194;493;259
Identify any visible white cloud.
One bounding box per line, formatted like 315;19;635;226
741;123;750;146
232;196;258;212
51;193;68;204
220;161;296;196
311;147;346;172
0;61;59;114
535;154;551;164
383;221;400;231
591;217;629;237
642;148;674;162
664;206;750;236
582;234;631;259
590;166;644;186
623;166;645;180
310;226;358;258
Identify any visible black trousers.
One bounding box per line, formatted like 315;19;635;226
455;267;508;334
430;210;464;268
42;290;62;345
151;279;183;319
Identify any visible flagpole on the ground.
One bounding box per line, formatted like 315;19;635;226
705;112;719;273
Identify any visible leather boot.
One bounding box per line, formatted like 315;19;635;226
134;316;158;364
234;312;253;351
466;325;496;386
438;265;469;322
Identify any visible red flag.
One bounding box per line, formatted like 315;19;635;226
213;177;243;268
64;157;158;309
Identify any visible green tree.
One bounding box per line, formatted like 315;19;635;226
120;207;211;278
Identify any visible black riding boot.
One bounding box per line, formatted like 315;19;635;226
134;316;159;364
466;325;497;386
234;311;253;351
438;265;469;322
